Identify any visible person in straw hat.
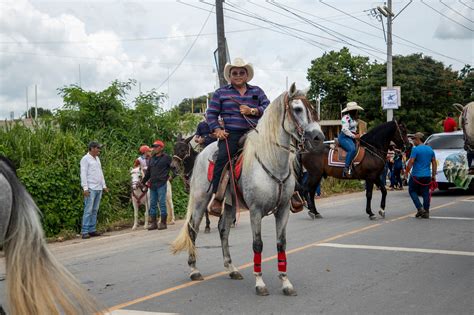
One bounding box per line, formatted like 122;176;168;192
206;57;270;216
338;101;364;178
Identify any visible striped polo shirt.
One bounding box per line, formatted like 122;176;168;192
207;83;270;132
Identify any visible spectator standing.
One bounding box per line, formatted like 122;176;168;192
194;114;217;150
80;142;108;239
443;112;458;132
405;132;437;219
142;140;176;230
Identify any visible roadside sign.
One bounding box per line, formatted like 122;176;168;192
381;86;401;110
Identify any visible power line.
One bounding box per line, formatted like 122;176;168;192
267;1;386;59
319;0;470;65
156;7;213;89
459;0;474;11
440;0;473;23
421;0;473;31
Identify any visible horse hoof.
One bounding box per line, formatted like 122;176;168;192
378;210;385;218
204;227;211;234
256;286;269;296
132;226;137;231
229;271;244;280
369;215;377;221
308;211;315;220
282;287;297;296
190;272;204;281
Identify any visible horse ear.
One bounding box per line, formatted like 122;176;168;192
176;133;182;142
288;82;297;98
453;103;464;113
301;86;310;96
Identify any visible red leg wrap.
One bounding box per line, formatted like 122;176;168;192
278;251;287;272
254;252;262;273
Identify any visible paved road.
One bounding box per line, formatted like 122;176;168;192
1;189;473;314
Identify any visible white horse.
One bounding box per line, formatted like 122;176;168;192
0;156;103;314
130;166;150;230
171;83;324;296
131;166;175;229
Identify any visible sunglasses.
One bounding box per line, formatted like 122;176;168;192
230;70;247;77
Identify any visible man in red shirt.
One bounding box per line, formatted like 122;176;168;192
443;112;457;132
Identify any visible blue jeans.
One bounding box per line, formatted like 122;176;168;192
408;176;431;211
150;184;167;217
81;189;103;235
338;133;356;168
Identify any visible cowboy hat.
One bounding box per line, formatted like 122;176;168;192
223;57;254;83
341;101;364;113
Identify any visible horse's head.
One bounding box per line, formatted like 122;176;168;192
394;120;410;152
130;167;142;189
171;134;194;171
283;83;325;151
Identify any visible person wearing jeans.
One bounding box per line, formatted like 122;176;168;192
80;141;108;239
405;132;437;219
142;140;176;230
338;101;364;178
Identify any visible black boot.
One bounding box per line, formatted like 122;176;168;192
421;210;429;219
342;167;351;178
158;215;167;230
147;215;158;230
415;208;425;218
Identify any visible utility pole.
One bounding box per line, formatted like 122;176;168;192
35;84;38;120
216;0;227;87
78;64;82;88
386;0;393;122
25;86;29;119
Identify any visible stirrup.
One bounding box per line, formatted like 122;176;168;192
342;167;352;178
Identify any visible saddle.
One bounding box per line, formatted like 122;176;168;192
328;140;365;168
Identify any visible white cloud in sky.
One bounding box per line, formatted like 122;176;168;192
0;0;472;120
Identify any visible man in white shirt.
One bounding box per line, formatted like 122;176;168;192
80;141;109;239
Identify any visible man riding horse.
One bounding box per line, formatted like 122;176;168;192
206;57;270;216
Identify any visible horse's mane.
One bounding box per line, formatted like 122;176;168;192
0;156;17;175
242;92;286;170
360;121;396;149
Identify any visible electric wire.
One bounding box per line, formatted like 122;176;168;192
459;0;474;10
421;0;473;31
440;0;473;23
319;0;470;65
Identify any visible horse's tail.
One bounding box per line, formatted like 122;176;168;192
0;160;104;315
170;188;196;257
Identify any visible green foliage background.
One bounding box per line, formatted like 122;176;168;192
0;80;199;237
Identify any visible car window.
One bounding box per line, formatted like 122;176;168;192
425;134;464;150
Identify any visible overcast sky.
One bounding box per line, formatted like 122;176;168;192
0;0;472;119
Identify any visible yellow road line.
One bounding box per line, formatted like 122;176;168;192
107;200;457;311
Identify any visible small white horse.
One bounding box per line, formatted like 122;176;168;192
131;165;175;229
130;166;150;230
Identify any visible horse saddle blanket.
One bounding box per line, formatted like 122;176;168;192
328;146;365;168
207;154;244;182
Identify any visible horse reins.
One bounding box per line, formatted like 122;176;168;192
132;184;148;207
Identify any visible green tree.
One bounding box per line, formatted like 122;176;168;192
176;94;211;114
351;54;466;134
307;47;370;120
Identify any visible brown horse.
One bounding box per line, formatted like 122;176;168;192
301;120;409;220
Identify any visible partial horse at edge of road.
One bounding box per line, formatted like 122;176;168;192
454;101;474;174
0;156;103;315
171;83;324;296
301;120;409;220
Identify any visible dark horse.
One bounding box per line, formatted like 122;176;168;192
301;120;409;220
170;134;212;233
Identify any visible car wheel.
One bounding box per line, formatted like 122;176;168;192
437;182;450;191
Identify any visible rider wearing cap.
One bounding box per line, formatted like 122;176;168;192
338;101;364;178
137;145;152;175
206;57;270;216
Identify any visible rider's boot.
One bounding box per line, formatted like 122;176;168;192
415;208;426;218
147;215;158;230
208;193;224;217
342;166;352;178
290;191;304;213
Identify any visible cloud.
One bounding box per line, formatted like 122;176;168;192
434;4;473;39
